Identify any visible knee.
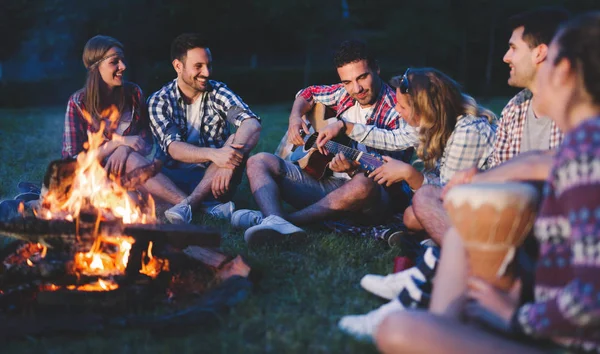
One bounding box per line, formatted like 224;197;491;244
403;206;422;230
247;153;283;179
375;313;416;354
349;175;377;199
412;184;442;213
247;153;270;173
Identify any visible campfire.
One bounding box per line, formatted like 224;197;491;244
0;107;251;337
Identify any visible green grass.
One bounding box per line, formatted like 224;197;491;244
0;99;509;353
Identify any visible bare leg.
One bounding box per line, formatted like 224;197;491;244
125;152;186;205
186;163;236;209
403;206;424;230
287;173;383;225
375;310;546;354
413;185;452;246
246;153;290;218
429;228;468;318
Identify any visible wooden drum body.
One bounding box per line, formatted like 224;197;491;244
444;183;540;291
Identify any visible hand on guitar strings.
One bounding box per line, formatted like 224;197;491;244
287;115;310;146
369;156;414;187
329;153;359;174
211;143;244;169
316;121;345;155
464;277;521;333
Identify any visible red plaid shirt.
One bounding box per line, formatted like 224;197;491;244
62;82;153;158
489;89;563;168
297;82;409;161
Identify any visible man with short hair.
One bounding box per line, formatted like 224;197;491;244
411;7;569;246
232;40;417;247
148;33;261;224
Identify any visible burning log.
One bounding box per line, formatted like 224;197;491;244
123;224;221;249
42;158;78;204
183;246;229;268
118;160;162;190
216;256;251;281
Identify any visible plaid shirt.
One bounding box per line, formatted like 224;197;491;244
423;115;497;186
62;82;152;158
148;79;259;166
489;89;563;168
297;82;411;161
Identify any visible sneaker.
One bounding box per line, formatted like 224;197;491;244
244;215;306;247
231;209;263;229
338;299;404;341
164;201;192;224
385;230;406;247
360;266;426;300
420;238;438;248
205;201;235;220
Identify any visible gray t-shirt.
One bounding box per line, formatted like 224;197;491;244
521;102;552;152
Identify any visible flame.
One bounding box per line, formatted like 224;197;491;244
73;235;134;277
40;106;155;225
140;241;169;279
18;202;24;215
26;259;33;267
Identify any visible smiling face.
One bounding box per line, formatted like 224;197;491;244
337;59;381;107
175;47;212;95
503;26;538;89
98;47;126;89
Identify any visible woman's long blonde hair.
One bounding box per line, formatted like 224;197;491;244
391;68;496;171
82;35;127;123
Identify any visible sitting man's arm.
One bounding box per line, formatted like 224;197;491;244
442;149;556;198
472;149;555;183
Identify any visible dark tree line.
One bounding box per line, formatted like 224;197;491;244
2;0;599;105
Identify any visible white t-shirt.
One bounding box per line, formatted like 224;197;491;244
333;101;373;178
115;110;133;135
185;93;206;145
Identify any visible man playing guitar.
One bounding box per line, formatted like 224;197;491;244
232;40;419;247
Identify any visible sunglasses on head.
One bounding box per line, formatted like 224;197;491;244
399;68;410;94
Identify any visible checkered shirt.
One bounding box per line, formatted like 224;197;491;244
148;79;259;166
297;82;413;161
62;82;153;158
489;89;563;168
423;115;497;186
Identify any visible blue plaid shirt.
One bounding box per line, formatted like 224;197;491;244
148;79;259;166
424;115;497;186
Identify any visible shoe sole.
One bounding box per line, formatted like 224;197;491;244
164;211;190;224
245;228;307;247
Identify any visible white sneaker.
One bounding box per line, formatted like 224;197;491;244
244;215;306;247
231;209;263;229
165;201;192;224
360;266;426;300
338;299;404;341
205;201;235;220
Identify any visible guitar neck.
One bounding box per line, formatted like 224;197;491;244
322;140;383;171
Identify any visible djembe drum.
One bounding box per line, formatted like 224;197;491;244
443;183;540;291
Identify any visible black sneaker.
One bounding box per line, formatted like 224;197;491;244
17;181;41;194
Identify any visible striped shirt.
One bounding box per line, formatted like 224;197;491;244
297;82;413;161
148;79;259;166
489;89;563;168
513;117;600;353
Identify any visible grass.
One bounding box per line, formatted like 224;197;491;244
0;98;509;353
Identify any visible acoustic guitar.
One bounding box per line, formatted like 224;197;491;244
289;130;385;180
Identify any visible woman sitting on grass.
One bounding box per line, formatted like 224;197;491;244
336;67;497;339
370;68;497;230
375;12;600;354
62;35;188;206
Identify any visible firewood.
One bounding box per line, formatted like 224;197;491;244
118;160;162;190
215;256;251;281
123;224;221;248
182;246;229;268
